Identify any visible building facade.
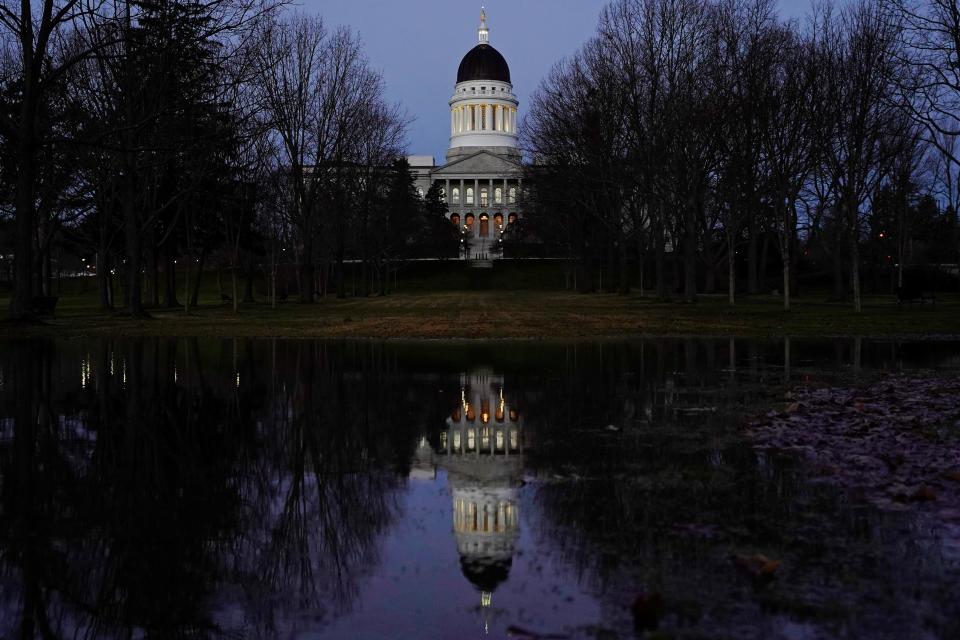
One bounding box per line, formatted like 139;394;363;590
410;8;524;261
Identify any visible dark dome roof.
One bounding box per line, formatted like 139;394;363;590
457;44;511;84
460;556;512;593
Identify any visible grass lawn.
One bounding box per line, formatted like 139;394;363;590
2;286;957;339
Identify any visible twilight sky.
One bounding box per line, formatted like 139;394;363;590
302;1;815;163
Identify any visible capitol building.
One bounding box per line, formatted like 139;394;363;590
410;8;525;260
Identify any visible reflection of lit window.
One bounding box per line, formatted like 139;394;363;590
440;432;447;448
467;428;476;451
453;431;461;451
481;427;490;450
510;430;518;450
496;430;504;450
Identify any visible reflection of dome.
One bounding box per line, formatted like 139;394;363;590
457;44;511;83
435;371;526;608
460;556;512;592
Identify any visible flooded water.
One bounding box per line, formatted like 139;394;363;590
0;337;958;640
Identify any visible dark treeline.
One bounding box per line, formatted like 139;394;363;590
0;1;456;320
523;0;960;308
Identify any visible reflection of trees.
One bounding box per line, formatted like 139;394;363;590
0;338;421;638
230;341;419;634
0;338;250;638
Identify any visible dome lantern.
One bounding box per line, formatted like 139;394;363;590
478;6;489;44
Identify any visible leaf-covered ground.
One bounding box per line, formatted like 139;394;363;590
748;374;960;537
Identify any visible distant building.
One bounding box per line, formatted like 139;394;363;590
410;8;525;261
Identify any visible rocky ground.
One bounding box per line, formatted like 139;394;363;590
748;374;960;538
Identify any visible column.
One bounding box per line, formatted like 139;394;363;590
445;179;450;206
474;178;480;249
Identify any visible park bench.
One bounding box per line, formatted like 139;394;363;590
31;296;59;316
896;286;936;307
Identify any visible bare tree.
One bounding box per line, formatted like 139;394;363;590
820;1;903;312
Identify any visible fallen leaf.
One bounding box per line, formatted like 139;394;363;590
734;554;781;581
631;592;664;632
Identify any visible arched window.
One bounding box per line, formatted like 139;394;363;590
509;187;517;204
466;187;474;205
480;187;488;207
479;213;490;237
452;187;460;204
494;187;502;204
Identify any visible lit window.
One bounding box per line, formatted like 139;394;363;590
466;187;474;205
452;187;460;204
509;187;517;204
480;187;488;207
494;187;502;204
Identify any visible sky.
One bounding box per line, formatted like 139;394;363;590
302;1;816;164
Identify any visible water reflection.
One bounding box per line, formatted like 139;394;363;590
0;337;957;639
438;371;524;608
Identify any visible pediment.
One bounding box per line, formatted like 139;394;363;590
433;150;522;176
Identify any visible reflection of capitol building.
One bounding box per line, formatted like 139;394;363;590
437;371;525;607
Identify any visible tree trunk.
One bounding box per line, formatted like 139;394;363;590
683;209;697;303
10;87;38;320
747;218;758;295
122;168;143;316
655;212;667;300
190;249;206;308
300;241;315;303
164;253;179;308
727;220;736;306
243;268;255;304
781;202;791;311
